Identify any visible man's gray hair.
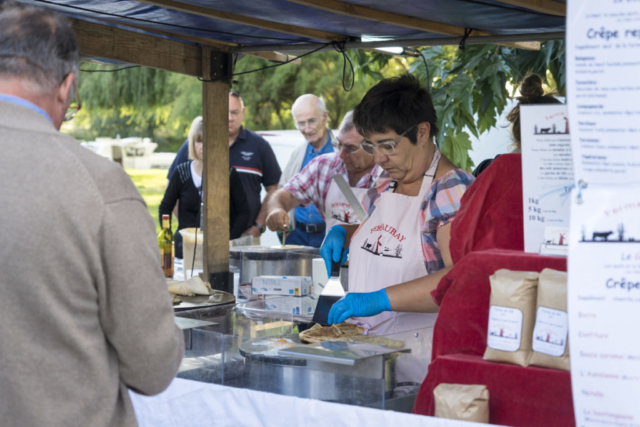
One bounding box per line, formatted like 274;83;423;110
0;2;79;93
339;110;355;133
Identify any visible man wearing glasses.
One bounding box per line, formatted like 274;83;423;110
0;4;183;426
277;94;339;247
266;111;384;241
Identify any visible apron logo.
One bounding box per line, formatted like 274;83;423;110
361;224;406;259
331;202;357;224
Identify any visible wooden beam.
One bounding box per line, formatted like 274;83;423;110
84;17;234;51
496;0;566;17
83;18;301;64
136;0;347;42
286;0;540;50
70;18;201;76
202;47;232;290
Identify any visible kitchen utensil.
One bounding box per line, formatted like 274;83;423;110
312;257;345;326
229;245;320;285
332;174;367;222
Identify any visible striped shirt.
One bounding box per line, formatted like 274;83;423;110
362;169;475;273
284;153;384;220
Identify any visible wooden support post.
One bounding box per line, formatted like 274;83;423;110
202;47;233;292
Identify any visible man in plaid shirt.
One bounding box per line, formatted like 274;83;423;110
266;111;384;237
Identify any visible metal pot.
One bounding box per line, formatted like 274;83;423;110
230;246;320;284
236;351;396;405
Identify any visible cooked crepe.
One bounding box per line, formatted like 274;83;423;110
168;275;212;296
269;245;306;250
299;323;364;344
299;323;404;348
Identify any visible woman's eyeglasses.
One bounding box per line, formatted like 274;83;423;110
359;124;418;156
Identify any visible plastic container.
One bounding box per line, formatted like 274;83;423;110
182;228;204;271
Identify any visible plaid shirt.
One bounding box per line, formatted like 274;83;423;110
284;153;384;220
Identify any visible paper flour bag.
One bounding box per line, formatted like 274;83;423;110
530;268;570;371
434;383;489;423
483;269;538;367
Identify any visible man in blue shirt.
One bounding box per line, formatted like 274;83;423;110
167;91;281;237
278;94;336;247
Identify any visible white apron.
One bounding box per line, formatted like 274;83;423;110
348;148;441;383
323;173;370;231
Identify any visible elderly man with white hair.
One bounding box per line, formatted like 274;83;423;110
278;94;338;247
0;3;183;426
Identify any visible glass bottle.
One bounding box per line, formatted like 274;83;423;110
158;214;174;278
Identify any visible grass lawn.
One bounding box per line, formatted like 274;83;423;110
126;169;177;235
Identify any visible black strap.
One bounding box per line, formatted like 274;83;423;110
296;221;326;234
459;28;474;51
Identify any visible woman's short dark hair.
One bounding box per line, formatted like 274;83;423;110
353;74;439;144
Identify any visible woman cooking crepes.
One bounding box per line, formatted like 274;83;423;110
321;74;475;342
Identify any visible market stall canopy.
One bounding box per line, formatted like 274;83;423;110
20;0;566;71
12;0;567;289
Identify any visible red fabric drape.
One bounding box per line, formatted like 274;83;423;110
412;154;575;425
450;154;525;264
413;354;575;426
430;249;566;360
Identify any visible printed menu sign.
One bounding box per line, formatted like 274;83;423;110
568;187;640;425
520;105;573;253
567;0;640;186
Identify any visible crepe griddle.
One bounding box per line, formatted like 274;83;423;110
173;290;236;312
239;335;307;366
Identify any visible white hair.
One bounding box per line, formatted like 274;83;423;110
291;94;326;121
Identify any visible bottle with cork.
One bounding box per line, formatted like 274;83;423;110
158;214;174;278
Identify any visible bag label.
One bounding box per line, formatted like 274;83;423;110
487;305;523;352
532;306;568;357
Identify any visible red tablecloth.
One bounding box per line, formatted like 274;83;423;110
450;154;525;264
412;354;575;426
412;154;575;424
430;249;567;360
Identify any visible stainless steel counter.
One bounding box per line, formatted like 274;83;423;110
174;303;432;411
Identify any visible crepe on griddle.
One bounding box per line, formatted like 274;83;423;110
168;275;212;296
299;323;404;348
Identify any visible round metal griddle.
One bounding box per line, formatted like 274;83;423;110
239;335;307;366
173;290;236;312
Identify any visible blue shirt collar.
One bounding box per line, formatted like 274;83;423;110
0;94;53;124
305;130;334;156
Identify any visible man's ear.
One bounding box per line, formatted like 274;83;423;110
57;72;75;106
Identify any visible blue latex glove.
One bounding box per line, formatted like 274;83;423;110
328;289;391;325
320;225;349;277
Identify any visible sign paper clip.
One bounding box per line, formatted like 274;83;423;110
576;180;588;204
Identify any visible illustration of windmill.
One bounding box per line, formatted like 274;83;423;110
373;235;383;254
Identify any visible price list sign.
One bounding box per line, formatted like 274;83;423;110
521;105;574;253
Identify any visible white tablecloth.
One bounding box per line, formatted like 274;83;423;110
130;378;487;427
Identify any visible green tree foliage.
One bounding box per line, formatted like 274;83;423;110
65;52;398;150
349;41;565;171
66;42;564;169
64;63;202;151
232;51;395;130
